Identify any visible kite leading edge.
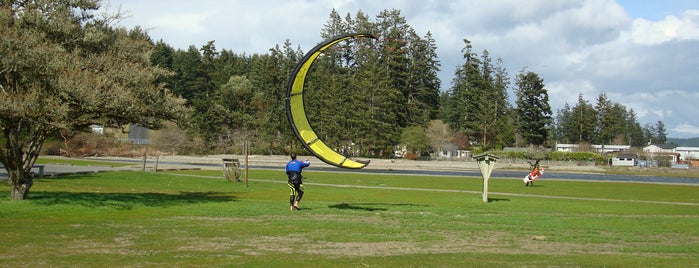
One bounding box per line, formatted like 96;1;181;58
285;33;375;169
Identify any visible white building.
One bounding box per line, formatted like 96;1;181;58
90;124;104;134
555;143;630;153
611;153;637;167
674;147;699;161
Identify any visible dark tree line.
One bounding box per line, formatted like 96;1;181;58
145;9;658;156
149;9;443;157
553;93;666;146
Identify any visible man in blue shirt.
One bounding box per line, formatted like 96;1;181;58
286;153;310;211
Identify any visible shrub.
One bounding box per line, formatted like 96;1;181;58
549;151;604;163
493;150;528;160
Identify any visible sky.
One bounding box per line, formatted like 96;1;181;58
102;0;699;139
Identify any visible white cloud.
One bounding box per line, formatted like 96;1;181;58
148;12;212;34
672;123;699;136
630;10;699;45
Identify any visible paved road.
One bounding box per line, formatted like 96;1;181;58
2;158;697;185
286;165;699;185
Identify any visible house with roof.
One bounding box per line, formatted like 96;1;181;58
643;144;680;163
555;143;631;153
643;143;677;153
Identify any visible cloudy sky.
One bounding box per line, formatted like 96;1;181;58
102;0;699;139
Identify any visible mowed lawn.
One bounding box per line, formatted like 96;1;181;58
1;168;698;267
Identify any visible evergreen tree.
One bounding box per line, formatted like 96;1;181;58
447;38;483;141
376;9;411;128
171;46;204;101
569;94;597;143
257;42;300;153
594;93;612;144
151;40;175;69
321;9;347;38
643;123;655;145
472;50;495;146
554;103;573;143
214;49;248;86
626;109;645;146
188;41;222;147
607;103;629;145
151;40;176;90
405;30;441;124
654;121;668;144
490;58;514;148
514;71;552;146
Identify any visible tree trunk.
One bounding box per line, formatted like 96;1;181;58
7;169;34;200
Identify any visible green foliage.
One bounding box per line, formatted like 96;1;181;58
555;93;649;146
645;120;668;144
490;150;606;163
548;151;605;163
493;150;528;160
441;40;512;149
0;0;188;198
514;71;552;146
400;125;430;154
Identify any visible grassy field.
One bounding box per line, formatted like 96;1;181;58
1;168;698;267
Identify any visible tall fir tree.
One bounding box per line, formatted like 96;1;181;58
554;103;573;143
490;58;514;148
405;30;441;125
654;121;668;144
514;71;552;146
447;38;483;140
570;94;598;144
626;109;645;146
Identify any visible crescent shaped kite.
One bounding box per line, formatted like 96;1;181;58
285;33;375;169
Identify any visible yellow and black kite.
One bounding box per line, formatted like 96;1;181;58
285;33;375;169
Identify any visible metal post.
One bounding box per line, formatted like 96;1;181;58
244;141;249;188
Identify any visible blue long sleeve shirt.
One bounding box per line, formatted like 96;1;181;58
286;159;310;174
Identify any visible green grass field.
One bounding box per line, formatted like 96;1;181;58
1;169;698;267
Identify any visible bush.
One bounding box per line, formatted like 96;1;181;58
549;151;604;163
493;150;528;160
484;150;605;165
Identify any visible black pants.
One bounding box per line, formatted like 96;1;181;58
287;171;304;206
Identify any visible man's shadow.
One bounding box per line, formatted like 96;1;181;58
329;202;427;211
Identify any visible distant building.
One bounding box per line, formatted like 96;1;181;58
674;147;699;161
612;153;637;167
555;143;630;153
90;124;104;134
437;143;471;159
643;143;677;153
